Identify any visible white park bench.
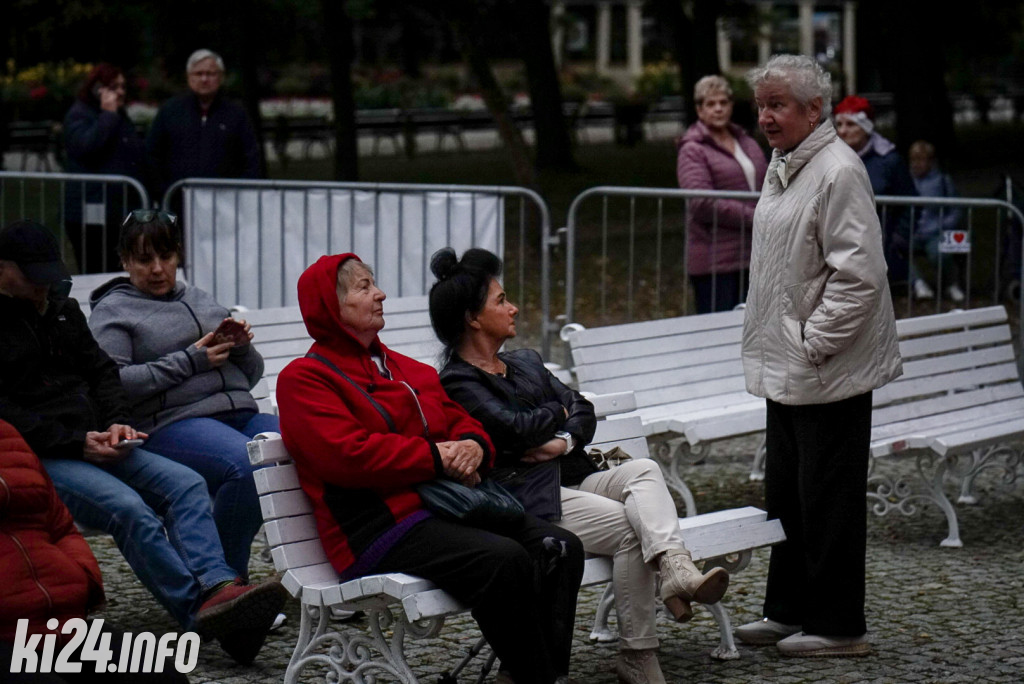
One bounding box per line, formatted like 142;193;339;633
240;295;572;413
564;305;1023;546
236;296;442;413
862;305;1024;548
562;309;757;515
247;392;786;683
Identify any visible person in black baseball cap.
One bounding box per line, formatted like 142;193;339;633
0;219;71;312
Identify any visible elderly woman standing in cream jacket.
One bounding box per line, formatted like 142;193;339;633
735;55;902;658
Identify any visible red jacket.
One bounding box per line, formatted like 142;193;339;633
277;254;494;576
0;420;105;643
676;121;768;276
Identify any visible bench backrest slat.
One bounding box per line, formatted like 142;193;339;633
575;343;742;383
872;383;1024;426
893;305;1007;336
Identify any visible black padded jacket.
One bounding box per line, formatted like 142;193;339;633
0;293;131;460
439;348;599;486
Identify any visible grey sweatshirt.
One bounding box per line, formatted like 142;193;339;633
88;277;264;433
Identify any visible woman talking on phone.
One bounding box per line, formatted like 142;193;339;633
88;210;277;580
63;63;150;273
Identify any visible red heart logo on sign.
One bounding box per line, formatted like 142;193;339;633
953;232;965;243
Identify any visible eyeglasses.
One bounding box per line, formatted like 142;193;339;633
189;70;221;79
122;210;178;227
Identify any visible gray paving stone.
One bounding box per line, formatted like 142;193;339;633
80;436;1024;683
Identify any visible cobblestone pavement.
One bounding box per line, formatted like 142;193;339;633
83;435;1024;684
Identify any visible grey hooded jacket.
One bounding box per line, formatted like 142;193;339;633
88;278;264;433
741;120;903;405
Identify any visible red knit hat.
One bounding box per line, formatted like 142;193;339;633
834;95;875;134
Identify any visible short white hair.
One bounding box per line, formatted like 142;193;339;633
186;49;225;74
747;54;833;119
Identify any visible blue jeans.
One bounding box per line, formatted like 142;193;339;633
43;449;237;629
909;233;960;287
145;410;280;579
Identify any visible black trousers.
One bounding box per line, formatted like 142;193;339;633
376;515;584;684
762;391;872;637
1;621;189;683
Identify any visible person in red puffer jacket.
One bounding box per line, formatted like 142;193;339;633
0;419;187;683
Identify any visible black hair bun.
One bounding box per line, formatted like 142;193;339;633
430;247;459;281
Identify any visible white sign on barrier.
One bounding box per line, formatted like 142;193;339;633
938;229;971;254
184;188;504;308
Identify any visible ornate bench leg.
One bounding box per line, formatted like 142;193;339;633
749;436;767;482
589;584;618;642
704;602;740;660
286;602;444;683
656;439;699;517
702;552;749;660
950;444;1022;505
867;453;963;548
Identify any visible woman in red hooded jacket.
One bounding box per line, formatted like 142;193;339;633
276;253;584;684
0;419;187;683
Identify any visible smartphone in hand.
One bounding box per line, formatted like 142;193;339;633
113;438;145;450
212;318;249;346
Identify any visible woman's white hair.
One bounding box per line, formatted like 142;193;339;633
186;49;225;74
746;54;833;119
694;75;732;106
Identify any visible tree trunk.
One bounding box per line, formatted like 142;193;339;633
321;0;359;181
886;3;956;155
236;8;267;177
649;0;692;125
510;0;576;172
446;5;535;186
649;0;722;127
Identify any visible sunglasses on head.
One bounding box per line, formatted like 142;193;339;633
122;210;178;227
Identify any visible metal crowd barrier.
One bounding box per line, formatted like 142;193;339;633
163;178;555;357
0;171;151;274
559;186;1024;365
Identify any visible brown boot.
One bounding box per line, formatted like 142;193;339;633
657;549;729;622
615;648;666;684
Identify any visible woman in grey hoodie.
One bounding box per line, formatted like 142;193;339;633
89;211;278;579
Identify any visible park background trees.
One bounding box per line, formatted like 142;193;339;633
3;0;1024;183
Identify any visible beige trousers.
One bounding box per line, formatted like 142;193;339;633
556;458;685;650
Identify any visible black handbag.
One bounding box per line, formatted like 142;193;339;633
492;460;563;521
415;477;525;527
306;352;525;529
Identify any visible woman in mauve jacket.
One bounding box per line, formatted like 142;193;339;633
276;253;583;684
676;75;768;313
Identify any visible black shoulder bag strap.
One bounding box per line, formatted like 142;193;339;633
306;351;397;433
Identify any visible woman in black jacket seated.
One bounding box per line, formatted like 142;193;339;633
430;248;730;684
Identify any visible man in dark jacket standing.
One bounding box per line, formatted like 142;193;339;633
146;49;262;198
0;219;286;664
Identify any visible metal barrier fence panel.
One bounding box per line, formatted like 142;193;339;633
560;186;1024;367
0;171;151;274
164;179;554;357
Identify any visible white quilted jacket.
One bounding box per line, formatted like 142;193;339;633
741;120;903;405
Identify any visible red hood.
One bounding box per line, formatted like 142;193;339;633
297;253;370;350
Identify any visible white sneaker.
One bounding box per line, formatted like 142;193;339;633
946;284;965;303
776;631;871;657
913;279;935;300
734;617;802;645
